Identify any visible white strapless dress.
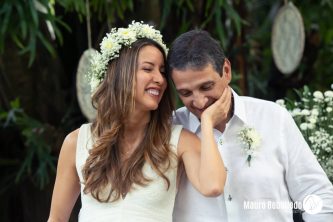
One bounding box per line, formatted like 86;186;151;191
76;123;182;222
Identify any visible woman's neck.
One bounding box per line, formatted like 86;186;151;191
125;110;150;132
120;110;150;157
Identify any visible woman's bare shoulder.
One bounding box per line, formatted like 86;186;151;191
64;128;79;144
61;128;80;155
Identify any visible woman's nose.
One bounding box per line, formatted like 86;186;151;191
153;70;165;85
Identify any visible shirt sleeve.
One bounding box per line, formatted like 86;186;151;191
281;109;333;221
172;108;189;127
172;111;182;125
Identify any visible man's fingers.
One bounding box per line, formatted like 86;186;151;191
218;87;231;108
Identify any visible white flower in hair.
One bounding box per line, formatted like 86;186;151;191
88;21;168;94
100;34;120;53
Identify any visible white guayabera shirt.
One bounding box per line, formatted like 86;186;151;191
172;90;333;222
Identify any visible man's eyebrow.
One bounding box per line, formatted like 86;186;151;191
177;88;189;92
177;89;191;95
176;81;214;91
201;81;214;85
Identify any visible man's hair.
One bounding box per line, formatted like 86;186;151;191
167;30;226;76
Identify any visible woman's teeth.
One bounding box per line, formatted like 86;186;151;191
147;89;159;96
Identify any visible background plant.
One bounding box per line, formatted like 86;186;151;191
277;84;333;182
0;98;57;190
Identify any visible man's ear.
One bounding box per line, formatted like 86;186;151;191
222;58;232;83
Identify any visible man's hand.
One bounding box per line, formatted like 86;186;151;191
201;87;232;129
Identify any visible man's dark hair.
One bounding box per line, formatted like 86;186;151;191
167;30;226;76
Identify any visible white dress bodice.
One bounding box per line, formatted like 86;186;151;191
76;123;182;222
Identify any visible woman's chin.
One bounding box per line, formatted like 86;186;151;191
151;105;159;110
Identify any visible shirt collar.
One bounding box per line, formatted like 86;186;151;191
189;111;201;133
187;89;248;133
231;89;248;125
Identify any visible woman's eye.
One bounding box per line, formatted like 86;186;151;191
143;68;152;72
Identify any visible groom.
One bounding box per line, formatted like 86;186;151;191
167;30;333;221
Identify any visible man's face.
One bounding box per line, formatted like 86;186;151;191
171;61;231;120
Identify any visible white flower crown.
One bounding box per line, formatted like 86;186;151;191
88;21;168;93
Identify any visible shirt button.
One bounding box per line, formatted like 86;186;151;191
228;195;232;201
219;138;223;145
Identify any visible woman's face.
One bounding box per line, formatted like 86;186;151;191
134;45;167;112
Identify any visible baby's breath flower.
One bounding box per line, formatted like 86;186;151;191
291;108;301;116
276;99;285;107
301;109;310;116
279;85;333;182
300;123;307;131
307;123;315;130
313;91;324;99
311;109;319;116
324;90;333;98
308;117;317;124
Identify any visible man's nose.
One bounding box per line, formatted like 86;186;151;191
192;93;208;109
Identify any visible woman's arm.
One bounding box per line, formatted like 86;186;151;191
178;127;225;197
178;89;231;197
48;129;81;222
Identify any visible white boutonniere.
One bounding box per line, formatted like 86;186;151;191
238;126;261;167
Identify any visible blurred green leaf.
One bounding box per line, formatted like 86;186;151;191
37;32;56;56
9;98;20;109
29;0;39;27
2;99;57;189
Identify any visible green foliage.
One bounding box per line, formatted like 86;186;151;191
0;99;56;190
277;85;333;182
57;0;134;23
294;0;333;89
0;0;136;66
2;0;333;96
90;0;134;22
160;0;245;49
0;0;70;66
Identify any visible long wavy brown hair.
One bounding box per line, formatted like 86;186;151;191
82;38;175;202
